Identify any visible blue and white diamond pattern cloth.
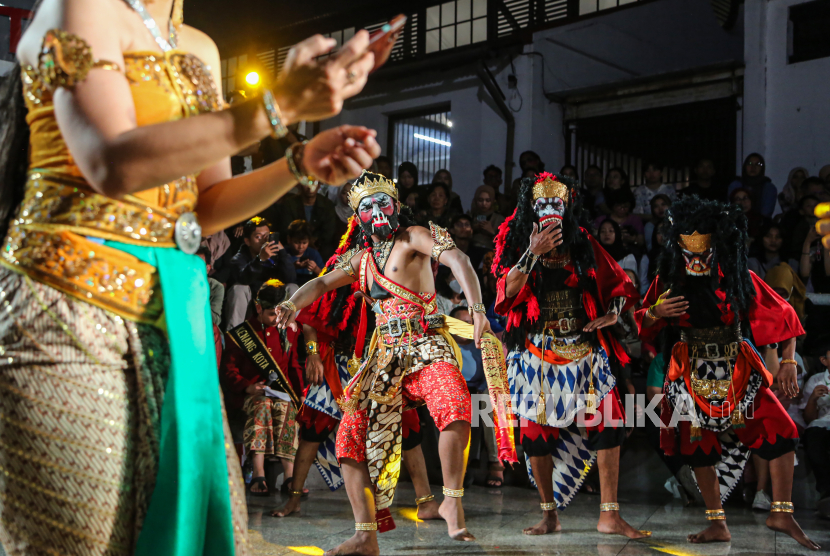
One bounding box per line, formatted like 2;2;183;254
666;339;763;502
508;333;617;509
305;353;352;420
304;353;352;491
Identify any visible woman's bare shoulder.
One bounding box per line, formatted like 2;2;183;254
16;0;123;68
178;25;220;65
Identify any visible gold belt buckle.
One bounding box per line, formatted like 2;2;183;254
558;317;573;334
691;377;731;399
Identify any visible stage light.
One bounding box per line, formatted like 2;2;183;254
447;121;453;127
414;133;451;147
245;71;260;86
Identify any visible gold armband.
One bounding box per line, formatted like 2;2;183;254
430;222;456;261
38;29;120;91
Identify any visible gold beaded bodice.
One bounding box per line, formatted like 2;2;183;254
1;43;223;323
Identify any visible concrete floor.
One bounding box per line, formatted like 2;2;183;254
1;439;825;556
245;439;828;556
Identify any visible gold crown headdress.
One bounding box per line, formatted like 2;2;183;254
679;231;712;253
348;170;398;210
532;173;570;204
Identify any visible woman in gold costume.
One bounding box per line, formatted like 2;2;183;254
0;0;386;554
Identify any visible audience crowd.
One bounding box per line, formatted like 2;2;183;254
205;145;830;516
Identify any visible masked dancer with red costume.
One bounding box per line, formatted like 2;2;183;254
494;173;647;538
636;196;819;550
275;170;517;556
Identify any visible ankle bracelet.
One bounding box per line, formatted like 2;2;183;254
442;487;464;498
355;522;378;531
600;503;620;512
540;502;557;511
770;501;794;513
290;490;303;497
415;494;435;505
705;509;726;520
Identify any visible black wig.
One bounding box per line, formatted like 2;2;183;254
494;174;596;279
658;195;755;316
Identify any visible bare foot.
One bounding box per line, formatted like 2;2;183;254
439;497;475;541
687;520;731;543
523;510;562;535
417;500;443;521
597;510;651;539
270;497;301;517
766;512;820;550
323;532;379;556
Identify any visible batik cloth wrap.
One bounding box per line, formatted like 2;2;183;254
0;244;247;556
637;272;802;502
243;395;299;459
507;331;618;509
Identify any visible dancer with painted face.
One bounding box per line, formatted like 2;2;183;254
274;171;516;556
636;196;819;550
269;233;446;531
493;173;645;538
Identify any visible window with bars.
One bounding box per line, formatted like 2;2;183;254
426;0;487;54
579;0;639;16
389;107;452;186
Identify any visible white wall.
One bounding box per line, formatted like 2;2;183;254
531;0;743;95
743;0;830;189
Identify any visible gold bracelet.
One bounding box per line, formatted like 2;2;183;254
279;300;297;313
540;502;557;511
290;490;303;498
770;501;794;513
705;509;726;520
600;502;620;512
306;341;319;355
286;141;319;188
415;494;435;505
646;306;661;320
354;522;378;531
442;487;464;498
780;359;797;366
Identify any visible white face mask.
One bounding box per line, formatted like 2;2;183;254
449;279;463;294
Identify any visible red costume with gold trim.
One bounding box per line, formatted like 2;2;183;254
635;196;800;500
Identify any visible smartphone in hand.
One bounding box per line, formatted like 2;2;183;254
367;15;406;72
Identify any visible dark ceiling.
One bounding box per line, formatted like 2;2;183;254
184;0;412;53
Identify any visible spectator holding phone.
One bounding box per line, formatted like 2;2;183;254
224;217;296;330
470;186;506;249
285;220;324;286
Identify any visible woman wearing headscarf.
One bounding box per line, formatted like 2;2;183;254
764;263;807;323
728;153;778;218
470;185;506;249
779;167;809;214
397;161;419;201
731;187;771;247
